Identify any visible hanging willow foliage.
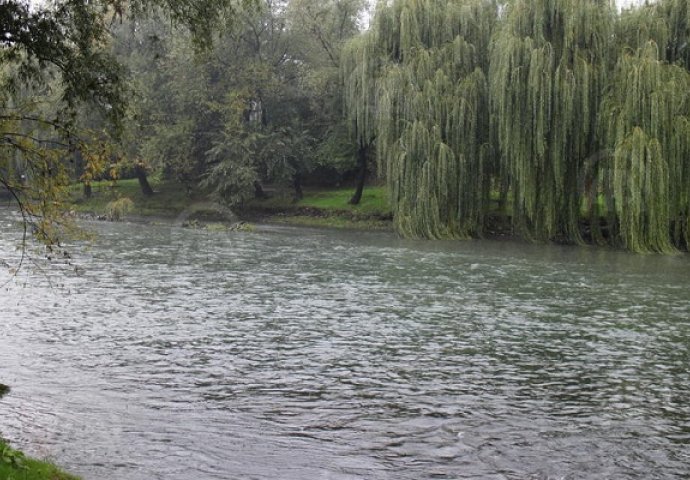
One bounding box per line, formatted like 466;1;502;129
600;41;690;252
637;0;690;68
343;0;497;239
490;0;614;242
343;0;690;252
342;31;380;148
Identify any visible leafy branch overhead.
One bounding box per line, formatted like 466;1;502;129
2;1;125;124
0;0;257;248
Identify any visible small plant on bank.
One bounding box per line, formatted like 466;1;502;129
105;197;134;221
0;443;26;470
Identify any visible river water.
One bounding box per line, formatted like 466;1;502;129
0;210;689;479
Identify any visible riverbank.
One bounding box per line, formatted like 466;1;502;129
0;442;79;480
0;387;78;480
69;179;394;231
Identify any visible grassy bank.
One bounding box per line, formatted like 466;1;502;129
69;178;200;218
1;387;78;480
0;441;79;480
243;186;392;230
69;179;393;230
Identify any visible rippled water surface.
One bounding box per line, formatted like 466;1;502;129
1;210;689;479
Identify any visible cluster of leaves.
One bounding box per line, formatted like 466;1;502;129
0;0;127;124
105;196;133;220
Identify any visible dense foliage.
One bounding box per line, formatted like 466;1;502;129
116;0;365;204
344;0;690;252
3;0;690;254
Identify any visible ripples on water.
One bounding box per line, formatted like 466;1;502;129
1;212;689;479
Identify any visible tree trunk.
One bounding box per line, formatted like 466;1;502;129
349;143;368;205
83;183;92;199
135;164;154;196
498;176;510;214
293;172;303;202
254;180;268;199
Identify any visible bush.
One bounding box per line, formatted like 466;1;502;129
106;197;134;221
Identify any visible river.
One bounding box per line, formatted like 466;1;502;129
1;210;689;479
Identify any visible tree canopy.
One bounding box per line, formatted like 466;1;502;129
111;0;364;205
3;0;690;255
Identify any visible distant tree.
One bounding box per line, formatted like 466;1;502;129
286;0;366;202
122;0;365;205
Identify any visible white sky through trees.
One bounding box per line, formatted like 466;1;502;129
618;0;645;7
24;0;647;22
360;0;647;29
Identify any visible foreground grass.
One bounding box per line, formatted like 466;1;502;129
0;441;78;480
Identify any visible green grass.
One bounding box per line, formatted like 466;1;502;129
0;441;79;480
244;185;390;215
243;185;392;230
69;178;199;218
296;186;390;215
69;179;611;231
70;180;393;227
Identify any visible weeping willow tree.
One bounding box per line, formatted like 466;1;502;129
490;0;615;243
343;0;497;238
599;45;690;253
610;0;690;252
341;30;378;160
342;0;690;252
